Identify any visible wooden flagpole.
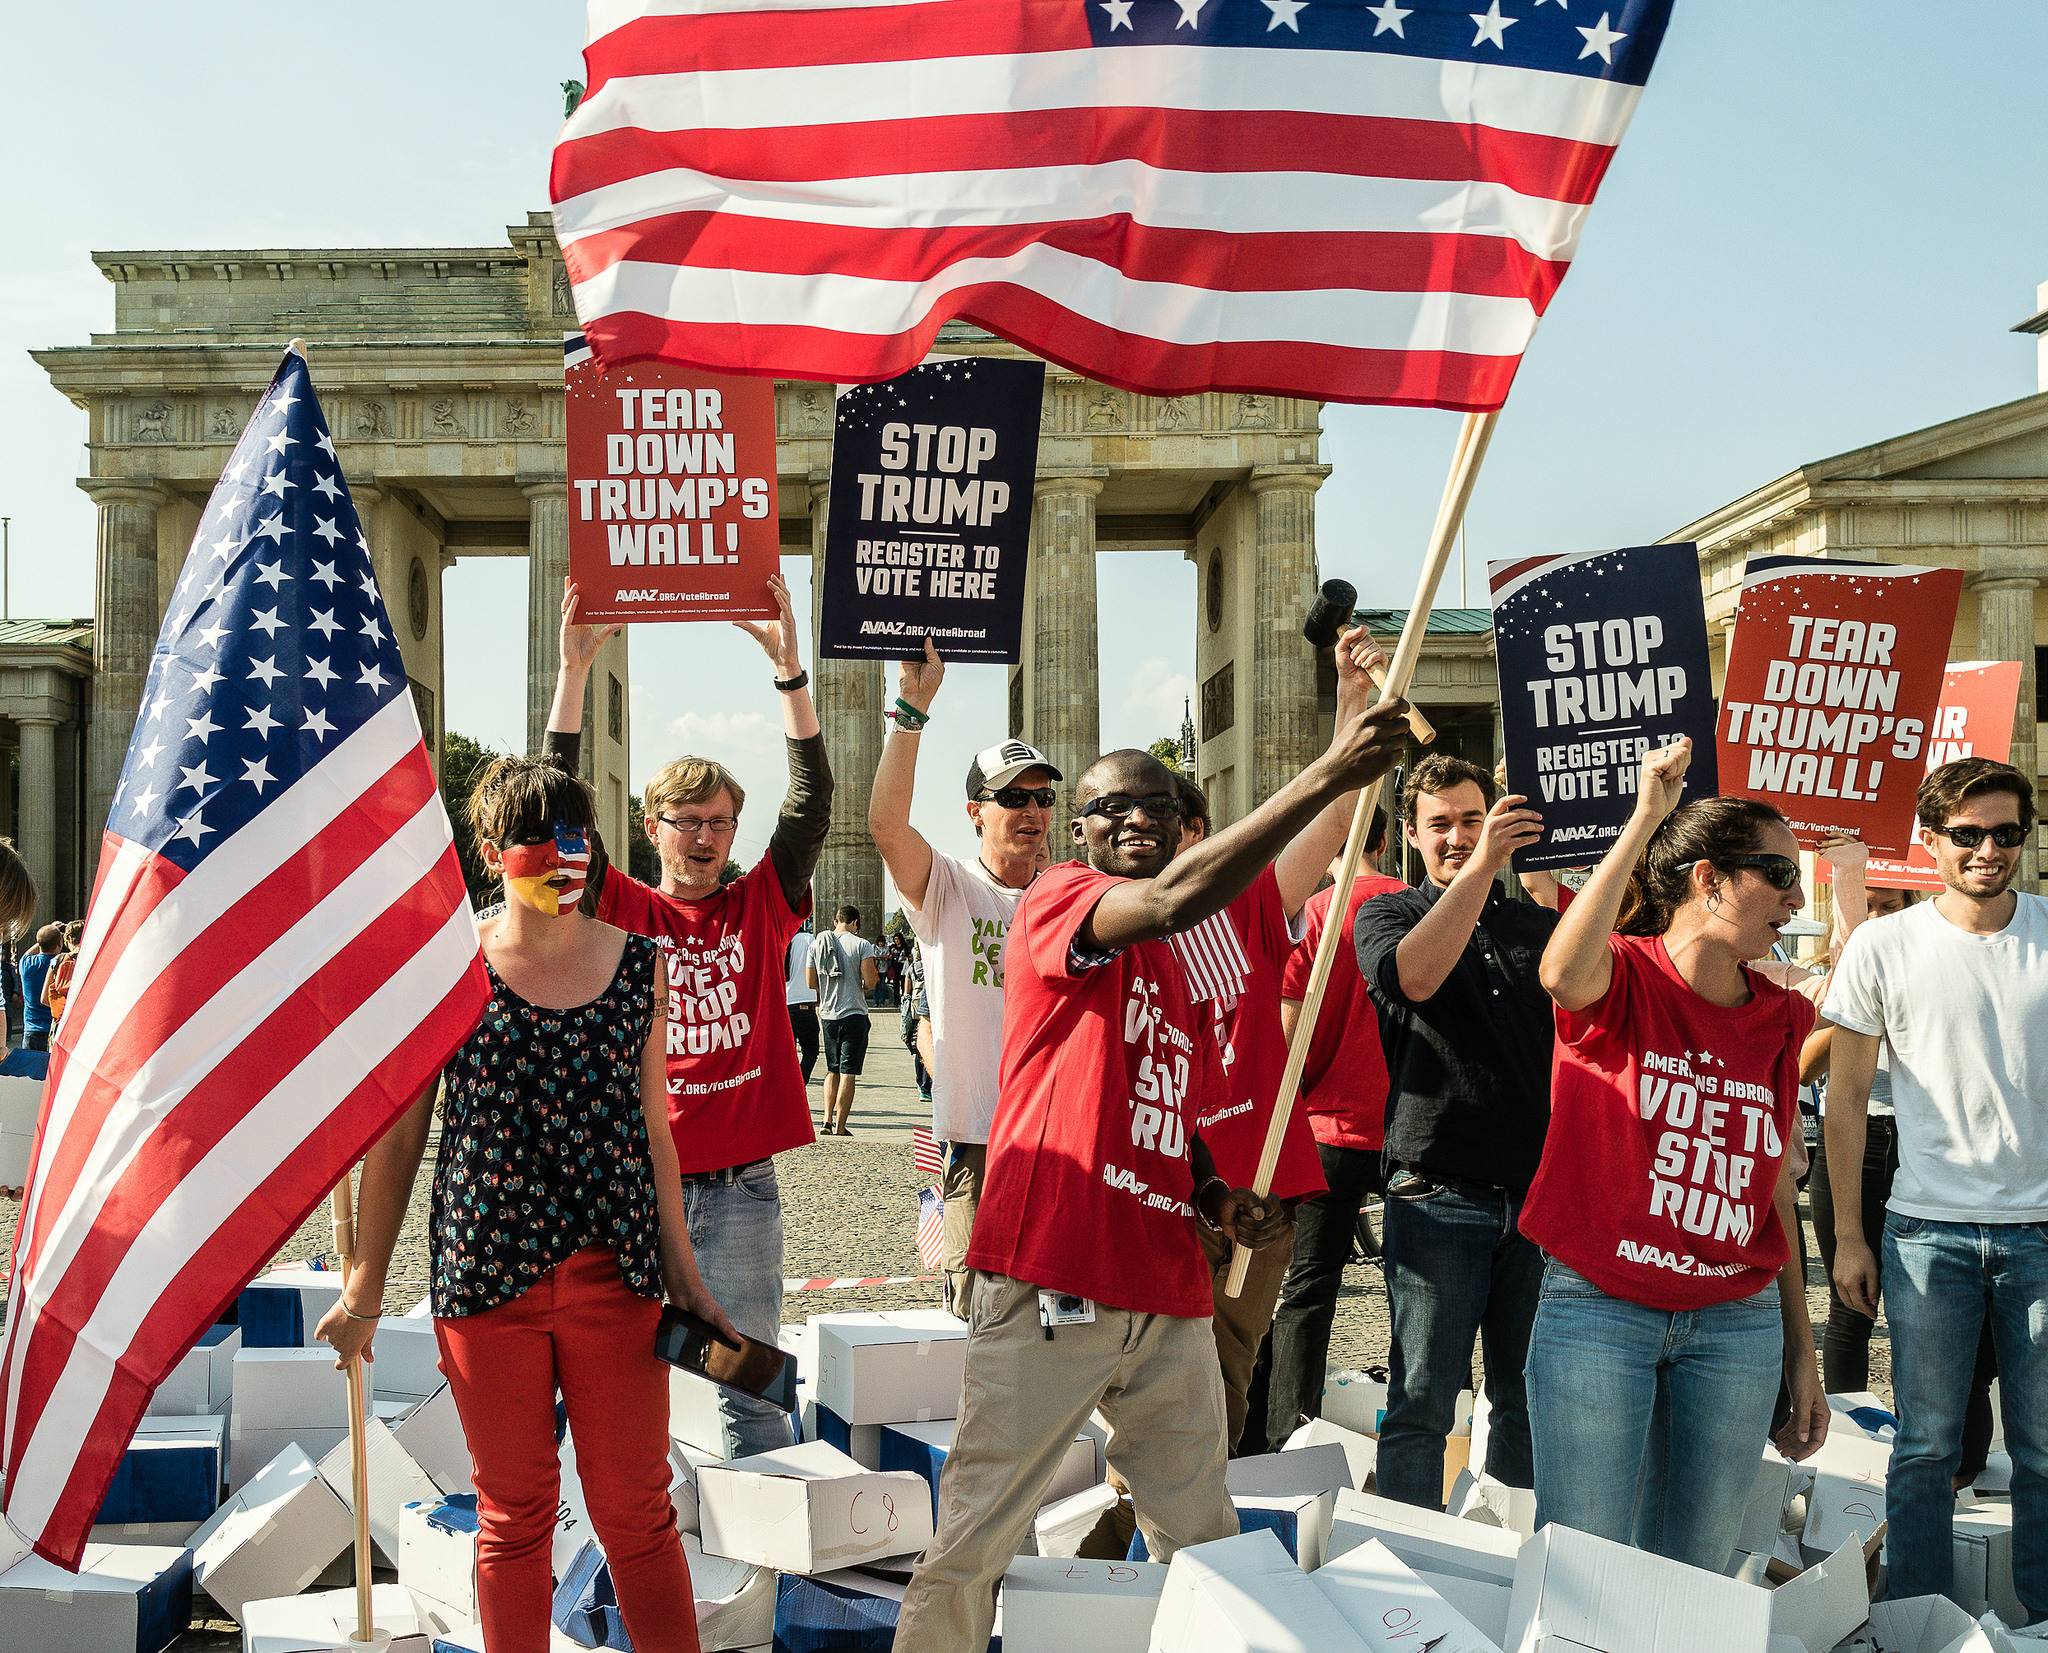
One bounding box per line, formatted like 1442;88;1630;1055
290;333;379;1648
1224;408;1500;1297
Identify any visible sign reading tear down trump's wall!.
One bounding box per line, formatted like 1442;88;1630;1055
1716;557;1963;853
564;334;780;621
820;357;1045;663
1490;543;1720;871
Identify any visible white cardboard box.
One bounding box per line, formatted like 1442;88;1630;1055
1228;1444;1354;1501
1735;1455;1797;1562
1448;1471;1537;1540
1951;1500;2022;1630
1769;1534;1871;1653
230;1425;346;1494
1003;1554;1167;1652
1867;1594;2004;1653
237;1264;347;1347
231;1347;349;1431
1504;1524;1772;1653
1239;1489;1340;1571
398;1495;477;1624
880;1417;1097;1519
239;1581;431;1652
390;1381;472;1495
1801;1433;1891;1560
147;1324;242;1417
1148;1529;1368;1653
1327;1489;1520;1588
803;1398;883;1467
1285;1417;1379;1491
0;1543;192;1653
1322;1371;1391;1438
89;1520;204;1548
367;1317;443;1405
315;1417;442;1566
103;1414;226;1525
696;1438;934;1573
686;1531;777;1652
1314;1537;1505;1653
1035;1482;1124;1559
671;1363;733;1457
813;1309;968;1426
190;1444;352;1623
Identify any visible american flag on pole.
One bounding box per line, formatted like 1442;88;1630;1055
551;0;1676;408
915;1186;947;1271
0;348;490;1566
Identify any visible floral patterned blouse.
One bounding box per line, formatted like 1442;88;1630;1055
430;933;664;1317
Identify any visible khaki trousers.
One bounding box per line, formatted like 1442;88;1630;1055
1083;1219;1297;1557
892;1272;1237;1653
939;1141;986;1319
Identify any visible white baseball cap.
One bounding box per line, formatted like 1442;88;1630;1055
965;740;1062;797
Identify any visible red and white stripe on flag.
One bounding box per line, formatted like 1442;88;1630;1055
0;350;491;1567
550;0;1673;409
1167;910;1251;1010
911;1125;943;1177
916;1186;946;1272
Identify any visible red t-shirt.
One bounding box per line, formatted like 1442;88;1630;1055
1171;870;1326;1201
966;861;1224;1318
1281;873;1407;1153
1519;933;1816;1311
597;852;814;1175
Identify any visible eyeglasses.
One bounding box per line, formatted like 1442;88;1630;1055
1931;822;2028;850
658;813;738;837
1719;854;1801;891
977;786;1057;810
1077;793;1183;822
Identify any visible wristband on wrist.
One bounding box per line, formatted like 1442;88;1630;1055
888;697;931;730
339;1298;382;1323
774;668;809;693
1194;1176;1229;1232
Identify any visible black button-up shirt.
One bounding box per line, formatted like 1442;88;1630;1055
1354;878;1559;1194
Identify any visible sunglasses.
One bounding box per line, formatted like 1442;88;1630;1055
977;786;1057;810
1719;854;1801;891
1930;822;2028;850
1078;793;1183;822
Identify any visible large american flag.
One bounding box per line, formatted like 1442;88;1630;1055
551;0;1676;408
0;349;490;1565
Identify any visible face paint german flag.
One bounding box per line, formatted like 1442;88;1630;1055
499;821;592;918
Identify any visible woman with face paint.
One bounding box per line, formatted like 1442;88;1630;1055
1519;736;1828;1571
318;755;732;1653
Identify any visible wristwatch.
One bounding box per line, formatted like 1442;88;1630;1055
1194;1176;1230;1233
774;669;809;693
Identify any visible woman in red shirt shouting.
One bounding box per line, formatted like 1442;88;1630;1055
1521;736;1828;1569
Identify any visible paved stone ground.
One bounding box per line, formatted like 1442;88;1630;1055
0;1034;1885;1647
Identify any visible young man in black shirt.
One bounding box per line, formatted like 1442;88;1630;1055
1354;754;1556;1508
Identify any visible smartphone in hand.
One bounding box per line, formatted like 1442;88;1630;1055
654;1304;798;1413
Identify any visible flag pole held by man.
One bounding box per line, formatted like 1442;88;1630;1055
0;345;489;1567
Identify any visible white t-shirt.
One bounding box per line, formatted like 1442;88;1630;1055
1825;894;2048;1223
908;851;1027;1145
786;932;816;1006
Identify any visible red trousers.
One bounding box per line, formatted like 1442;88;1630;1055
434;1246;701;1653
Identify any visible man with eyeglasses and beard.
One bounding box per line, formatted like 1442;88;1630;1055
1824;757;2048;1624
868;638;1062;1316
545;575;830;1459
891;701;1411;1653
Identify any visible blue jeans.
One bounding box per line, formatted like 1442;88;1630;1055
1377;1169;1541;1507
1883;1214;2048;1621
682;1159;796;1459
1525;1261;1781;1570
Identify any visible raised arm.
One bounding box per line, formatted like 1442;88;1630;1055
868;640;943;911
1273;630;1382;921
1084;700;1410;953
1540;736;1693;1012
730;576;832;911
1816;834;1870;954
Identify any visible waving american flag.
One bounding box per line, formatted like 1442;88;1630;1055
0;348;490;1565
551;0;1676;408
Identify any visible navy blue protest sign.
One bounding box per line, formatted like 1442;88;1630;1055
1488;543;1720;871
820;357;1045;663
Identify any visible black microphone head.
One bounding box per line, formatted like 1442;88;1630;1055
1302;579;1358;649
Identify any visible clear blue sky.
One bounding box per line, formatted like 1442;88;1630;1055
3;3;2044;873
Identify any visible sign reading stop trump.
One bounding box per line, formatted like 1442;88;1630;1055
564;334;779;622
1716;556;1962;853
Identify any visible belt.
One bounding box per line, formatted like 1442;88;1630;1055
682;1157;771;1186
1390;1161;1516;1202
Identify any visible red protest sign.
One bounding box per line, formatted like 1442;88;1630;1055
1860;661;2025;889
565;337;779;621
1716;558;1963;853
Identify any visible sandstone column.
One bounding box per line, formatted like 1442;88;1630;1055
80;479;168;834
1030;474;1105;856
1974;566;2042;889
17;717;59;921
521;478;579;765
1246;465;1332;807
809;480;884;926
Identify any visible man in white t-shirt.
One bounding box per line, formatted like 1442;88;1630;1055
867;639;1058;1315
1825;757;2048;1624
786;920;819;1085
